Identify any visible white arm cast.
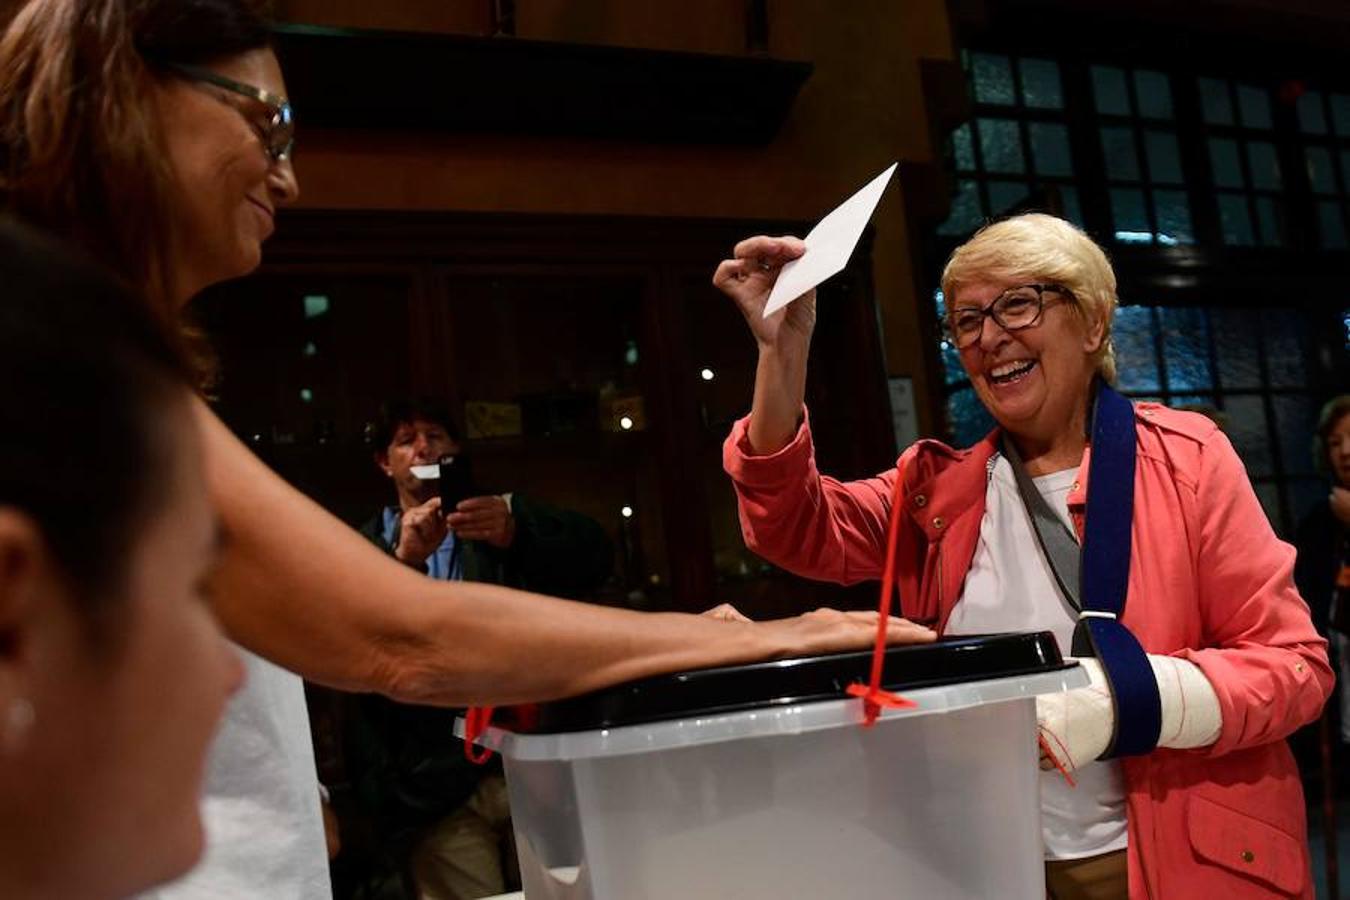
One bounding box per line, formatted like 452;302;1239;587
1036;655;1222;772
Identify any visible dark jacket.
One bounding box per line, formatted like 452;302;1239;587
346;494;612;832
1294;497;1349;636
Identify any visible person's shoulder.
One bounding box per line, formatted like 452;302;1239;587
900;431;998;482
1134;401;1221;444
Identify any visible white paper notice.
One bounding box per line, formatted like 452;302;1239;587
764;162;898;317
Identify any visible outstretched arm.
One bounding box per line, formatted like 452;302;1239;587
194;397;933;707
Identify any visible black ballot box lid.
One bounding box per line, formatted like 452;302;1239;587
526;631;1069;734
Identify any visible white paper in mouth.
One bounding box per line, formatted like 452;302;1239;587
411;465;440;480
763;162;898;317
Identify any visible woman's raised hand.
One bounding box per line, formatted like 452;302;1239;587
712;235;817;356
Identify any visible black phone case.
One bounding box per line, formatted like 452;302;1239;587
438;454;474;511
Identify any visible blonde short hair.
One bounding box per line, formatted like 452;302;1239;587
940;214;1119;384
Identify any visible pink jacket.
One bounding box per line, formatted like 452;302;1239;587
724;403;1332;899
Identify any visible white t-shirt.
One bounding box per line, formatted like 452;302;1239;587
138;646;332;899
944;454;1128;861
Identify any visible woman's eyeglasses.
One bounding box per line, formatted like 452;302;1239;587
942;283;1075;349
166;63;294;162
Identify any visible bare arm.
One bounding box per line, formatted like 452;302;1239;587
712;235;816;455
194;397;933;707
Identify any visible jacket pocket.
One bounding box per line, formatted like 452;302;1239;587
1186;792;1305;895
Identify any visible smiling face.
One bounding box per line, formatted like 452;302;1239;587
953;278;1105;455
153;48;299;304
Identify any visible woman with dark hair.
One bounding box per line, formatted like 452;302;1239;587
0;221;242;898
0;2;932;897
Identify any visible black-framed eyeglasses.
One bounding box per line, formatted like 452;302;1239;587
942;283;1075;349
166;63;294;162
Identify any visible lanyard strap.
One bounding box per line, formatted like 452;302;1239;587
1004;381;1160;759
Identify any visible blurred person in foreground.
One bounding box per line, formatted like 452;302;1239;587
0;222;242;899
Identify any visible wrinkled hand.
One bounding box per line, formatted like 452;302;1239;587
1332;486;1350;527
702;603;753;623
1036;657;1114;775
396;496;448;566
761;607;936;657
447;495;517;549
711;235;817;355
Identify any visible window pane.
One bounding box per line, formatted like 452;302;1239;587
1217;194;1256;246
1029;122;1073;176
1208;138;1245;188
1289;477;1328;525
987;180;1030;215
1211;308;1261;389
1059;187;1084;228
972;53;1016;105
1113;306;1161;392
1333;93;1350;137
977;118;1025;173
1273;395;1318;476
1224;395;1273;477
1020;58;1063;109
1133;70;1173;119
1298;91;1328;135
1198;77;1235;125
1160;308;1213;391
947;387;995;447
1261;308;1307;388
1254;196;1282;247
1153;189;1194;244
1110;188;1151;243
941;339;967;386
937;179;984;236
1144;130;1184;184
1318;200;1348;249
1170;395;1218;413
1101;126;1141;180
1236;85;1273;130
1306;146;1338;194
1092;66;1131;116
1245;141;1281;190
952;123;976;171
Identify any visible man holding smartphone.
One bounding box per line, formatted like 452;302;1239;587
362;398;611;591
343;398;612;900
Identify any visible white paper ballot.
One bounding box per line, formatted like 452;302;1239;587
764;162;898;317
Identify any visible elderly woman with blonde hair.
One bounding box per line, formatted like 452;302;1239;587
715;213;1330;899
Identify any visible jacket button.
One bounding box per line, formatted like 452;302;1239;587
1071;482;1080;492
932;516;945;529
914;494;928;508
1240;850;1255;863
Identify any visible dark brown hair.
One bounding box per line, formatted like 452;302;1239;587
0;219;189;640
0;0;271;375
1314;395;1350;481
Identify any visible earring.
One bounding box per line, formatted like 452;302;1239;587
0;697;34;754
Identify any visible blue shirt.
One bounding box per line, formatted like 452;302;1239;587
381;506;464;581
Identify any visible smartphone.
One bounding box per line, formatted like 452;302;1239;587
438;453;475;513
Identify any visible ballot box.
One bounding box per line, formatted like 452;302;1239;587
460;633;1086;900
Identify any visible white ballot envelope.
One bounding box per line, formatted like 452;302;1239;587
764;162;898;317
